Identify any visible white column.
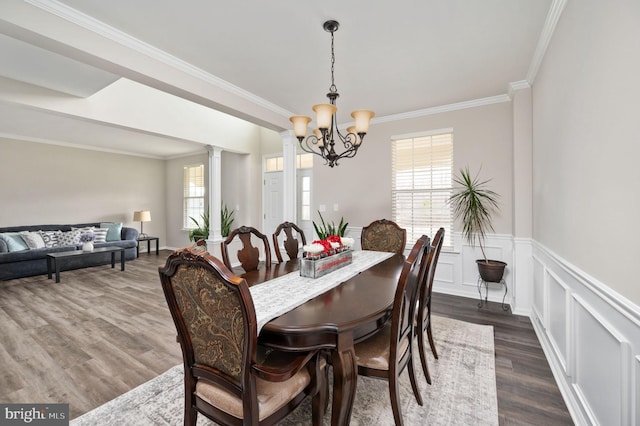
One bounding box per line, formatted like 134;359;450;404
281;130;297;223
510;83;534;315
206;145;223;244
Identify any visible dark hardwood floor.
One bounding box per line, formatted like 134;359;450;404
0;250;573;424
432;293;573;425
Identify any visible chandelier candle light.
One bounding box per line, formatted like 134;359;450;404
289;20;375;168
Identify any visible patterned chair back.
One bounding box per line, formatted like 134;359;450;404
159;248;256;394
361;219;407;255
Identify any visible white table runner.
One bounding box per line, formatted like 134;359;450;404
250;250;394;333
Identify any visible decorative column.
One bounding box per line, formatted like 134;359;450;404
206;145;223;244
281;130;297;223
510;82;533;315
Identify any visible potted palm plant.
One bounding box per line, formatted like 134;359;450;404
449;166;506;282
189;204;235;248
188;208;210;248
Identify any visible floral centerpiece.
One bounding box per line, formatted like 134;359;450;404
300;235;355;278
79;232;95;252
303;236;354;260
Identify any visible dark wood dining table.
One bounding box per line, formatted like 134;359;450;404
239;253;405;426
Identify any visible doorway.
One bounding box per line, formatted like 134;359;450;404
263;154;313;241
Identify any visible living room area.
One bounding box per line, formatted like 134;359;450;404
1;0;639;425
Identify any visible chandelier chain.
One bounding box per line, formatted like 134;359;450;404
329;30;337;94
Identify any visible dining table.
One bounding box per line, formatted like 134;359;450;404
238;251;406;426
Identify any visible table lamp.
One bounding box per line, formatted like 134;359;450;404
133;210;151;238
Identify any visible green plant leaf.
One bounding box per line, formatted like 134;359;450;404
448;166;500;262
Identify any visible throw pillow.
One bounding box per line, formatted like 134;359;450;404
93;228;108;243
0;232;29;252
58;230;81;247
100;222;123;241
39;230;61;248
72;226;94;234
20;232;46;249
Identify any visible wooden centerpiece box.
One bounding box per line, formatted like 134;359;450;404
299;249;353;279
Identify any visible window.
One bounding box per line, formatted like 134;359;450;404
391;130;453;249
183;164;205;229
300;175;311;221
264;153;313;172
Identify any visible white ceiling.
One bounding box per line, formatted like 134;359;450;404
0;0;555;158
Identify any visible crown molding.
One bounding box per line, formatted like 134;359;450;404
0;132;168;159
508;80;531;99
23;0;294;119
22;0;565;130
526;0;568;84
373;94;510;124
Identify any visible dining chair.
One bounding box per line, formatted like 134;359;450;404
221;226;272;273
360;219;407;255
354;235;430;426
159;247;326;426
415;227;445;385
272;221;307;263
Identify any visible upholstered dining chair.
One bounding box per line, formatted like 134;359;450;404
272;221;307;263
221;226;272;273
415;228;445;384
354;235;430;426
360;219;407;255
159;248;326;426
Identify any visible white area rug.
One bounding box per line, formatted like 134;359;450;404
71;316;498;425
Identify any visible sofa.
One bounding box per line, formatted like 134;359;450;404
0;222;139;280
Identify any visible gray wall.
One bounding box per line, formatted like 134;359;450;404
312;101;514;234
0;137;166;239
532;0;640;304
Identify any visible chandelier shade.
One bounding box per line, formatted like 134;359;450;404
290;20;374;167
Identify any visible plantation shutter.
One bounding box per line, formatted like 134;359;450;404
391;131;453;249
183;164;205;229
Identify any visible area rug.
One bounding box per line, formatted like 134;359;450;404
71;316;497;426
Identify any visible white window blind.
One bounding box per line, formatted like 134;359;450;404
183;164;205;229
391;131;453;249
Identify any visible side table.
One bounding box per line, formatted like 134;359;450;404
137;236;159;257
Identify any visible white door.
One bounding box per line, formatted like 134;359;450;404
263;171;283;237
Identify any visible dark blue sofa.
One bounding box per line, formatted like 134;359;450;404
0;223;138;280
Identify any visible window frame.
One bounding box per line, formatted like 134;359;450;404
391;129;454;251
183;164;206;230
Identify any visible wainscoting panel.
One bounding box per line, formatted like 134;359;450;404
573;295;629;425
532;254;545;324
348;229;514;306
631;356;640;425
532;242;640;426
547;269;569;373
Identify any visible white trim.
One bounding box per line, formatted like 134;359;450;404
508;80;531;99
0;132;177;160
373;95;510;124
526;0;568;84
24;0;294;119
532;241;640;425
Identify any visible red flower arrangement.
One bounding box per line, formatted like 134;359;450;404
311;238;334;253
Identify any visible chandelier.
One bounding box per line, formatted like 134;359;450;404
289;20;375;168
